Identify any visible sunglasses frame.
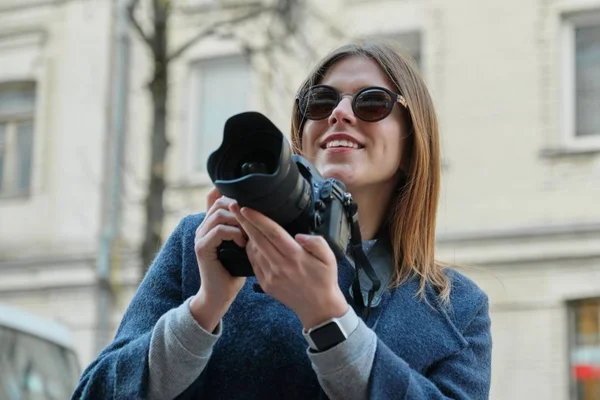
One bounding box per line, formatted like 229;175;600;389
296;84;408;122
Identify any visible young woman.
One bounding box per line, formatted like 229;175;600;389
72;38;492;400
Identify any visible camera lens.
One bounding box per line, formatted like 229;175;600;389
237;149;277;178
207;112;312;227
240;161;268;176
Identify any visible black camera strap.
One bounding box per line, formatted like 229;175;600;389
343;194;381;320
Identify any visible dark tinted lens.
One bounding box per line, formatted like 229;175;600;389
300;86;339;120
354;89;394;121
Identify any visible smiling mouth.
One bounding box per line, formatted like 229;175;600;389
321;139;364;150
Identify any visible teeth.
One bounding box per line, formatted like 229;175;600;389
326;139;359;149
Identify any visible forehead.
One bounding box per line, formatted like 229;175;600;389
320;56;394;92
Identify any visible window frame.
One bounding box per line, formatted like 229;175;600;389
184;54;253;184
561;10;600;150
567;298;600;400
0;80;36;198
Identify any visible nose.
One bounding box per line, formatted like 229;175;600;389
328;96;356;126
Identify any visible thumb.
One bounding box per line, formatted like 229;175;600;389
295;234;335;264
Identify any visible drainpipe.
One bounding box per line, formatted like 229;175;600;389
95;0;130;355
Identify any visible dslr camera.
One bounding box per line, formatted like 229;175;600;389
207;112;352;277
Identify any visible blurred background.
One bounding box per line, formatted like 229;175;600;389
0;0;599;398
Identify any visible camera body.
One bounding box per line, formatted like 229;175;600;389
217;155;351;277
207;111;352;277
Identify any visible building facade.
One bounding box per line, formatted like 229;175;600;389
0;0;599;398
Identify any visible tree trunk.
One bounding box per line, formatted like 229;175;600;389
134;0;318;277
141;0;170;276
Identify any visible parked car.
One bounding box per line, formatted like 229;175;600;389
0;305;80;400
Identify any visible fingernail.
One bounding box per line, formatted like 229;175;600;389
295;234;308;244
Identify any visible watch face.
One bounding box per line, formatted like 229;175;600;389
311;322;346;351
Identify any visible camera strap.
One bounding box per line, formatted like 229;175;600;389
344;195;381;320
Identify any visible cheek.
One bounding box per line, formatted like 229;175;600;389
377;123;405;167
300;121;322;155
300;137;310;155
389;135;404;158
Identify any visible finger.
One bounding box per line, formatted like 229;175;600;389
207;196;237;216
198;188;223;236
246;240;261;269
198;208;243;236
230;205;272;252
195;225;247;257
235;206;301;256
248;243;267;284
295;234;336;265
246;240;270;286
198;197;247;237
206;187;222;209
230;206;293;270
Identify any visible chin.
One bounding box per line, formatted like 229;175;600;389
319;167;356;188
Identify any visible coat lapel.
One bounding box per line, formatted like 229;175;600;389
369;276;469;372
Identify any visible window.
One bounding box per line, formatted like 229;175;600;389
562;12;600;148
569;298;600;400
0;81;36;197
188;56;251;178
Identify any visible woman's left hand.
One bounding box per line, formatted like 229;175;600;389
230;202;349;329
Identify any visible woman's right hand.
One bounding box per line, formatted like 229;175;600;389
189;187;247;332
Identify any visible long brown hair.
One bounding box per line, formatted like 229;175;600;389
290;38;450;303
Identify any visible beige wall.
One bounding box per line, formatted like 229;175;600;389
0;0;113;371
0;1;111;256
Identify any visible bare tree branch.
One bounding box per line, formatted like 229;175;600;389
167;5;275;62
207;25;288;67
134;0;335;281
128;0;141;12
127;0;154;48
173;0;264;15
213;8;297;58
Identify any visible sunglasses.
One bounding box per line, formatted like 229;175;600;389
296;85;408;122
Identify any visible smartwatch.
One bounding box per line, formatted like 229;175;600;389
302;307;359;352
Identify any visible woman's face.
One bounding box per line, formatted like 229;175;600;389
301;56;409;194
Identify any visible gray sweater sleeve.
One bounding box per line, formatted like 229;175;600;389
148;296;376;400
148;296;221;400
307;319;377;400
